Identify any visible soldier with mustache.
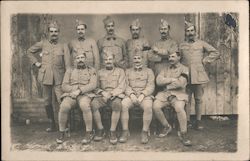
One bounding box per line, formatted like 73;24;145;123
179;21;220;130
27;21;71;132
153;51;192;146
91;50;126;145
97;16;128;69
120;52;155;144
126;19;151;67
56;53;97;144
148;19;178;75
68;20;100;70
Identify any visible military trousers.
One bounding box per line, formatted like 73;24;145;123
58;95;92;132
153;96;187;133
186;84;204;121
121;96;153;131
43;84;62;122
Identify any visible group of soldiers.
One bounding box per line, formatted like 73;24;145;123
27;16;220;146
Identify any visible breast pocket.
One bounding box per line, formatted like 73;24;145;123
54;50;64;66
41;51;50;63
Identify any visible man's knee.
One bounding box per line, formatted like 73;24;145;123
194;98;202;104
173;100;186;113
78;96;91;112
91;97;104;112
111;98;122;111
141;99;153;112
121;97;132;112
153;99;164;111
60;100;72;113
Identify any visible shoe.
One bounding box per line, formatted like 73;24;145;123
159;125;172;138
194;120;204;130
81;131;93;145
179;132;192;146
141;131;149;144
46;124;56;132
109;131;118;145
119;130;129;143
94;129;105;141
56;131;65;144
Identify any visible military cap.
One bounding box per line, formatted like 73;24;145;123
130;19;141;28
48;20;59;29
103;16;114;26
75;19;87;29
185;21;195;30
160;19;169;28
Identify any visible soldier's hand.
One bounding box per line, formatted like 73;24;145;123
152;46;159;53
130;94;138;104
102;91;111;100
137;94;145;103
70;89;81;98
35;62;41;68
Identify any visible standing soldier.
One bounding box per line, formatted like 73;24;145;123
153;51;192;146
179;21;220;130
27;21;71;132
126;19;151;67
68;20;100;69
120;53;155;144
148;19;178;75
91;51;126;145
56;53;97;144
97;16;128;69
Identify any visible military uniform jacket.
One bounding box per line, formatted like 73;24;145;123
96;67;126;97
27;39;71;85
125;67;155;97
68;38;100;69
126;38;150;67
179;39;220;84
148;38;178;63
97;35;128;69
156;63;189;101
61;66;97;99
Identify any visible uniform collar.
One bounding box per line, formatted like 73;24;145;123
134;65;143;71
105;66;114;70
106;34;116;40
49;39;58;45
77;64;87;69
78;37;85;41
170;63;180;69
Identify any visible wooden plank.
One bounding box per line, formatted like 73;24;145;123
200;13;218;115
221;44;233;114
231;47;238;114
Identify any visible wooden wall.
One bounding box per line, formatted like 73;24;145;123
11;13;238;122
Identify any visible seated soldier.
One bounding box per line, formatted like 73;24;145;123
91;51;126;145
153;51;192;146
120;52;155;144
56;53;97;144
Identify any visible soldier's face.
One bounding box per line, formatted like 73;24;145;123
169;52;180;65
186;26;196;40
159;26;169;38
131;26;141;39
49;27;59;41
105;22;115;35
133;55;142;66
104;55;114;68
76;25;86;38
76;54;86;67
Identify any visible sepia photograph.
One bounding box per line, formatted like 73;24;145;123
1;1;249;161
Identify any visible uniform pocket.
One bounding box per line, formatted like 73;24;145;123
197;66;209;82
37;68;46;82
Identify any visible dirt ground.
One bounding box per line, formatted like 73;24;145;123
11;117;237;152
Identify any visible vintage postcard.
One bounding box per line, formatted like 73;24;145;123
1;1;249;161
